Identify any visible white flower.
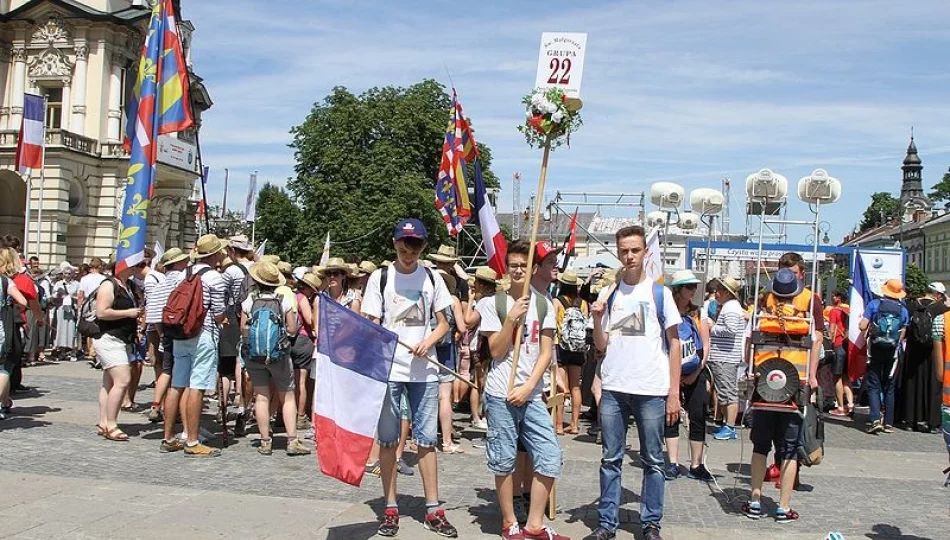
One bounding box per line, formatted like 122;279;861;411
551;111;564;123
541;100;557;114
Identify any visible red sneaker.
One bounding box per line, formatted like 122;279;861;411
501;523;526;540
522;526;570;540
765;464;780;481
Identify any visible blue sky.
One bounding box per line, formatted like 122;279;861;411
185;0;950;244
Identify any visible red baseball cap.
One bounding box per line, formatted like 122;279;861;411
535;241;562;262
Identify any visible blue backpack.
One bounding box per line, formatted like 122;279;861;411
870;298;903;348
678;315;703;376
247;294;288;364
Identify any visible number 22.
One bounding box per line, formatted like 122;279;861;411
547;58;571;85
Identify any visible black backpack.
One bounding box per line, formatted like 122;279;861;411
798;386;825;467
908;299;935;346
0;276;14;353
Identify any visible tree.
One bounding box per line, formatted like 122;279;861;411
285;80;501;264
208;206;252;238
858;192;900;233
905;262;929;298
254;183;301;262
928;167;950;206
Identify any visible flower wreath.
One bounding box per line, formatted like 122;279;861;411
518;87;583;149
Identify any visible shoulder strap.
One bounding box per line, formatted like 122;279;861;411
534;292;548;327
235;263;249;276
494;291;507;324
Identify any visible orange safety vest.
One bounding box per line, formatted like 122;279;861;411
759;289;813;336
941;321;950;408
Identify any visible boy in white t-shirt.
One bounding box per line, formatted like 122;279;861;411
477;240;567;540
361;219;457;538
589;225;682;540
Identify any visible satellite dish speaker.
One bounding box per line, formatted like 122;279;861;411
745;169;788;201
650;182;685;209
798;169;842;204
689;188;725;215
678;212;700;230
754;358;801;403
646;210;668;228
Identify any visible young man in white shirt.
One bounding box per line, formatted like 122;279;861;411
588;225;682;540
478;240;567;540
361;219;457;538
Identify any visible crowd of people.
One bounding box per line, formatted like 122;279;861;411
1;218;948;540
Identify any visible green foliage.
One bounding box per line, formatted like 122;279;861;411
209;206;251;238
822;263;852;293
905;262;929;298
858;192;900;233
928;167;950;205
254;183;301;262
264;79;501;264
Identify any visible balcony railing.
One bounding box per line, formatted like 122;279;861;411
0;129;122;158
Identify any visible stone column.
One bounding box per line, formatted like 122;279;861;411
9;46;26;128
106;51;122;142
69;43;87;134
60;81;71;131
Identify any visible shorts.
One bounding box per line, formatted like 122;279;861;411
708;360;740;405
171;331;218;391
833;346;847;377
0;355;13;377
218;355;237;378
246;356;295;392
484;394;562;478
751;409;803;460
93;333;132;370
291;336;315;370
377;381;438;448
160;335;175;375
437;344;456;384
557;347;586;367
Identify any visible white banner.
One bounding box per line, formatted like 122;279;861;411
858;250;904;297
693;247;827;262
244;171;258;222
157;134;199;174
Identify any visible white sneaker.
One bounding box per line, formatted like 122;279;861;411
471;418;487;431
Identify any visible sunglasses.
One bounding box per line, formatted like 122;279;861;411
326;270;346;277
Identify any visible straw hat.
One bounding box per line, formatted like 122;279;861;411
300;272;322;291
473;266;499;284
428;245;460;263
312;265;325;277
193;234;227;259
347;263;360;277
716;276;741;299
557;270;582;287
358;261;377;276
277;261;293;276
323;257;349;272
881;278;906;300
259;254;280;265
228;234;253;252
160;247;189;266
249;261;285;288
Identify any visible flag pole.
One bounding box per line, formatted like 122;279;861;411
200;166;211;232
35;168;44;260
507;137;551;392
395;339;476;389
22;171;31;258
222;167;229;216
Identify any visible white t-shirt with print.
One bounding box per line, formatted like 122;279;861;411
361;265;452;383
477;287;556;402
598;278;682;396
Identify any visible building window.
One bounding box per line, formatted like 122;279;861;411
943;246;948;272
43;87;62;129
68;178;85;215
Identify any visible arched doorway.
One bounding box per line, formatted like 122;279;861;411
0;169;26;240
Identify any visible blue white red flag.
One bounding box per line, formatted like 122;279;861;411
314;297;397;486
434;91;477;235
471;160;506;276
848;252;873;380
116;0;193;273
15;93;45;178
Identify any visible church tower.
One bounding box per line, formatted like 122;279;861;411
900;133;931;218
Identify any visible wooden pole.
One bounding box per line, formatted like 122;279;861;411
396;338;477;389
547;355;558;520
507;138;552;392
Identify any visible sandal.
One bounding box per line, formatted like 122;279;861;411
565;426;580;435
103;427;129;442
442;444;465;454
96;424;107;437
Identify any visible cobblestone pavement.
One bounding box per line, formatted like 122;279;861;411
0;362;946;539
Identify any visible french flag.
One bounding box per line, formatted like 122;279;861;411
847;252;873;380
471;161;507;276
15;94;45;178
314;296;397;486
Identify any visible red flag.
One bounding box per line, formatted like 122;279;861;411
559;208;578;272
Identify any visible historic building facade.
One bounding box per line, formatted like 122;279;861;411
0;0;211;266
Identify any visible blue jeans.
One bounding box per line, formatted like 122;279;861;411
598;390;667;531
867;346;897;425
377;381;439;448
484;394;562;478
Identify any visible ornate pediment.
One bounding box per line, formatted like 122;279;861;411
28;47;73;81
32;14;72;45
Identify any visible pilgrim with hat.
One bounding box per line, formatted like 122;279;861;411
859;277;910;435
428;245;469;305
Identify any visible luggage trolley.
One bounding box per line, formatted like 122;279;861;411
745;169;842;415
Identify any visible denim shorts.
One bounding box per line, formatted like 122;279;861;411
751;409;803;460
377;381;438;448
171;331;218;391
484;394;562;478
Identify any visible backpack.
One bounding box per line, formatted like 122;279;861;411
77;280;107;338
227;263;252;313
606;281;668;352
34;276;49;310
869;298;903;348
0;275;14;353
706;299;720;321
798;386;825;467
494;291;549;334
907;299;935;346
556;295;588;353
678;314;703;376
246;293;288;364
162;266;211;340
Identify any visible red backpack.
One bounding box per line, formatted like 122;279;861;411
162;266;211;340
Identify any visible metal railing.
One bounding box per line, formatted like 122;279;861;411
0;129;124;158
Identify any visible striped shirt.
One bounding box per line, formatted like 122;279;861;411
143;270;166;324
152;269;183;325
222;261;251;308
706;299;747;364
191;263;227;335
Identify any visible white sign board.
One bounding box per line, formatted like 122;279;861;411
157;134;199;174
694;247;827;262
535;32;587;98
858;250;904;297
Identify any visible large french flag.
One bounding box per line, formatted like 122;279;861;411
471;161;507;276
15;94;45;178
848;252;873;380
314;296;397;486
